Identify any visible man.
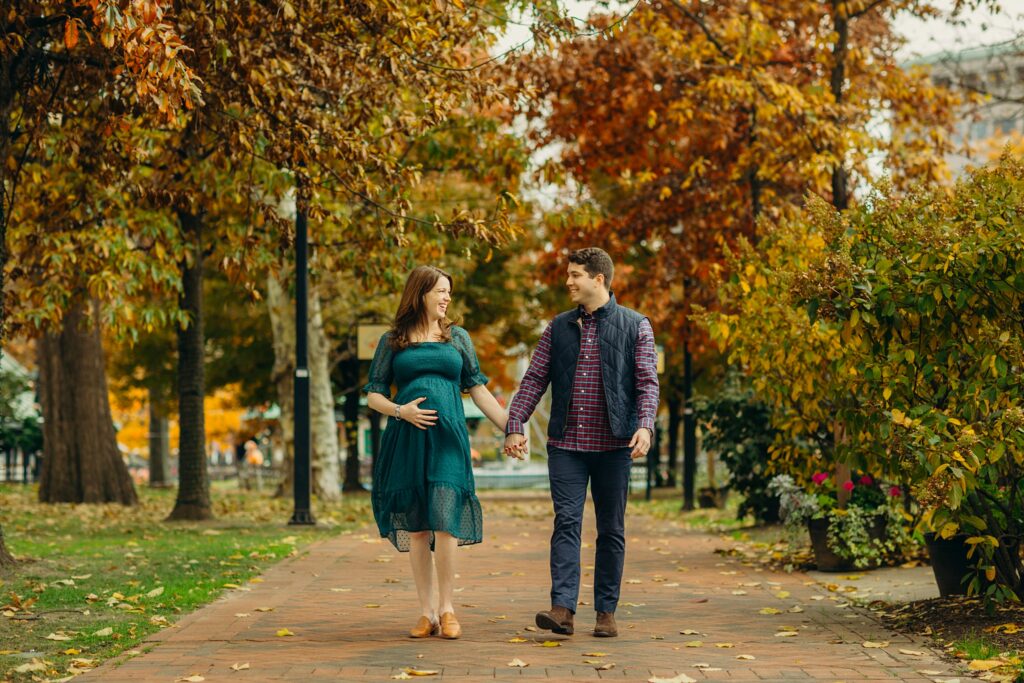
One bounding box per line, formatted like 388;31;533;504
504;247;659;638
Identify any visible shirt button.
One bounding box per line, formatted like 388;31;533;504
578;424;583;428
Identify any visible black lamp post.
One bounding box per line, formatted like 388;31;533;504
289;178;315;526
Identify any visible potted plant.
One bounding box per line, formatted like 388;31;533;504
769;473;904;571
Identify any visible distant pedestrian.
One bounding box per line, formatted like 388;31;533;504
244;440;264;491
364;265;508;639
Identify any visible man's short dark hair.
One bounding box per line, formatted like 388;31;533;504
568;247;614;288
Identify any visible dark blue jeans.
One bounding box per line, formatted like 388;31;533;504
547;445;632;614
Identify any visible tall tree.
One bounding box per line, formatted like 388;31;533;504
37;300;137;503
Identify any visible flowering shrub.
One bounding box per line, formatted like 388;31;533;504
769;473;907;569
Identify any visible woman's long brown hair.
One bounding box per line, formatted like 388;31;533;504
389;266;455;350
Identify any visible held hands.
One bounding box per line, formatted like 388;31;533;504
503;433;527;460
401;397;438;430
628;428;652;460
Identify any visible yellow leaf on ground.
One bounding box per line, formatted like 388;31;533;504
230;663;250;671
862;641;889;648
774;591;791;599
736;654;756;660
175;676;205;683
596;662;615;670
147;586;165;598
45;632;72;641
508;658;528;667
968;659;1005;671
508;637;528;643
759;607;781;615
63;648;81;655
275;628;295;637
898;649;926;656
714;642;734;648
774;631;798;637
93;627;113;637
401;668;440;676
223;583;241;589
255;607;274;612
364;604;382;608
583;652;608;657
684;640;703;647
14;660;48;673
539;641;561;647
679;629;702;635
391;674;413;680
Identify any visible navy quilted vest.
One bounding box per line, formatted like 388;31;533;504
548;294;645;440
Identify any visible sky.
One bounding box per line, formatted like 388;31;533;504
493;1;1023;62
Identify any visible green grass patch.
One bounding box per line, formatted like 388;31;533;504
0;483;373;681
629;490;754;533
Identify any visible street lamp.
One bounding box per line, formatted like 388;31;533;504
290;178;315;526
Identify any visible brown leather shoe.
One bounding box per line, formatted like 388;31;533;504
409;615;438;638
535;605;574;635
593;611;617;637
439;611;461;639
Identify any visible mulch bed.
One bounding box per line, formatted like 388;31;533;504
876;596;1024;652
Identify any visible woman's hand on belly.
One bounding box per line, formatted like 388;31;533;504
401;397;438;430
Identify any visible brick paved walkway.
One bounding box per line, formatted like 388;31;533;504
79;494;970;682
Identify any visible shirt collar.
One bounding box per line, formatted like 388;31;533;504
579;293;617;320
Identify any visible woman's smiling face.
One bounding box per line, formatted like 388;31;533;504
423;276;452;322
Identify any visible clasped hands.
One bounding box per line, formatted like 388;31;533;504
504;429;651;460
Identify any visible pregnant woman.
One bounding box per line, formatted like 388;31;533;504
364;265;508;640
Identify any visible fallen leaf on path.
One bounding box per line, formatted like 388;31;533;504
255;607;274;612
986;623;1020;635
898;649;926;656
524;625;537;631
732;590;748;595
774;631;798;637
679;629;702;635
330;588;352;592
621;602;646;607
648;674;696;683
684;641;703;647
788;606;804;613
508;659;528;668
275;628;295;637
714;642;734;648
583;652;608;657
595;662;615;670
391;674;413;680
235;613;250;618
915;671;944;676
401;668;440;676
862;641;889;648
538;641;561;647
175;676;205;682
364;604;382;608
650;634;664;639
774;591;791;599
223;583;241;589
626;579;642;584
759;607;781;615
230;662;250;671
968;659;1005;671
508;637;528;643
736;654;755;660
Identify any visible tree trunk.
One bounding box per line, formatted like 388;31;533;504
167;211;212;520
267;272;341;500
829;2;850;212
666;396;681;488
37;300;138;505
682;346;696;511
0;523;15;567
340;350;365;492
148;388;171;487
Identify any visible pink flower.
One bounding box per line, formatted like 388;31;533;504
859;475;873;485
842;480;855;492
888;486;902;497
812;472;829;485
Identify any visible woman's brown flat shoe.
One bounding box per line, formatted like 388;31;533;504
409;615;439;638
439;612;461;639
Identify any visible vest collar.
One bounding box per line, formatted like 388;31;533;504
578;292;618;321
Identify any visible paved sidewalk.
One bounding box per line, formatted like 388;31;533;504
80;495;969;682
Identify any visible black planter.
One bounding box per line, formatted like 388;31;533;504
807;514;887;572
924;533;1021;597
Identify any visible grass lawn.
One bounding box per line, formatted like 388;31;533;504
0;482;373;682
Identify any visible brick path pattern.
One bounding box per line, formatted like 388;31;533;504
79;495;970;682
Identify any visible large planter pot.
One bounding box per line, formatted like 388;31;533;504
807;514;887;572
924;533;1021;597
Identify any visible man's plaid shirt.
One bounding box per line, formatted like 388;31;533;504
506;307;659;452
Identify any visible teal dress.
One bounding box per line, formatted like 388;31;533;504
363;326;487;551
